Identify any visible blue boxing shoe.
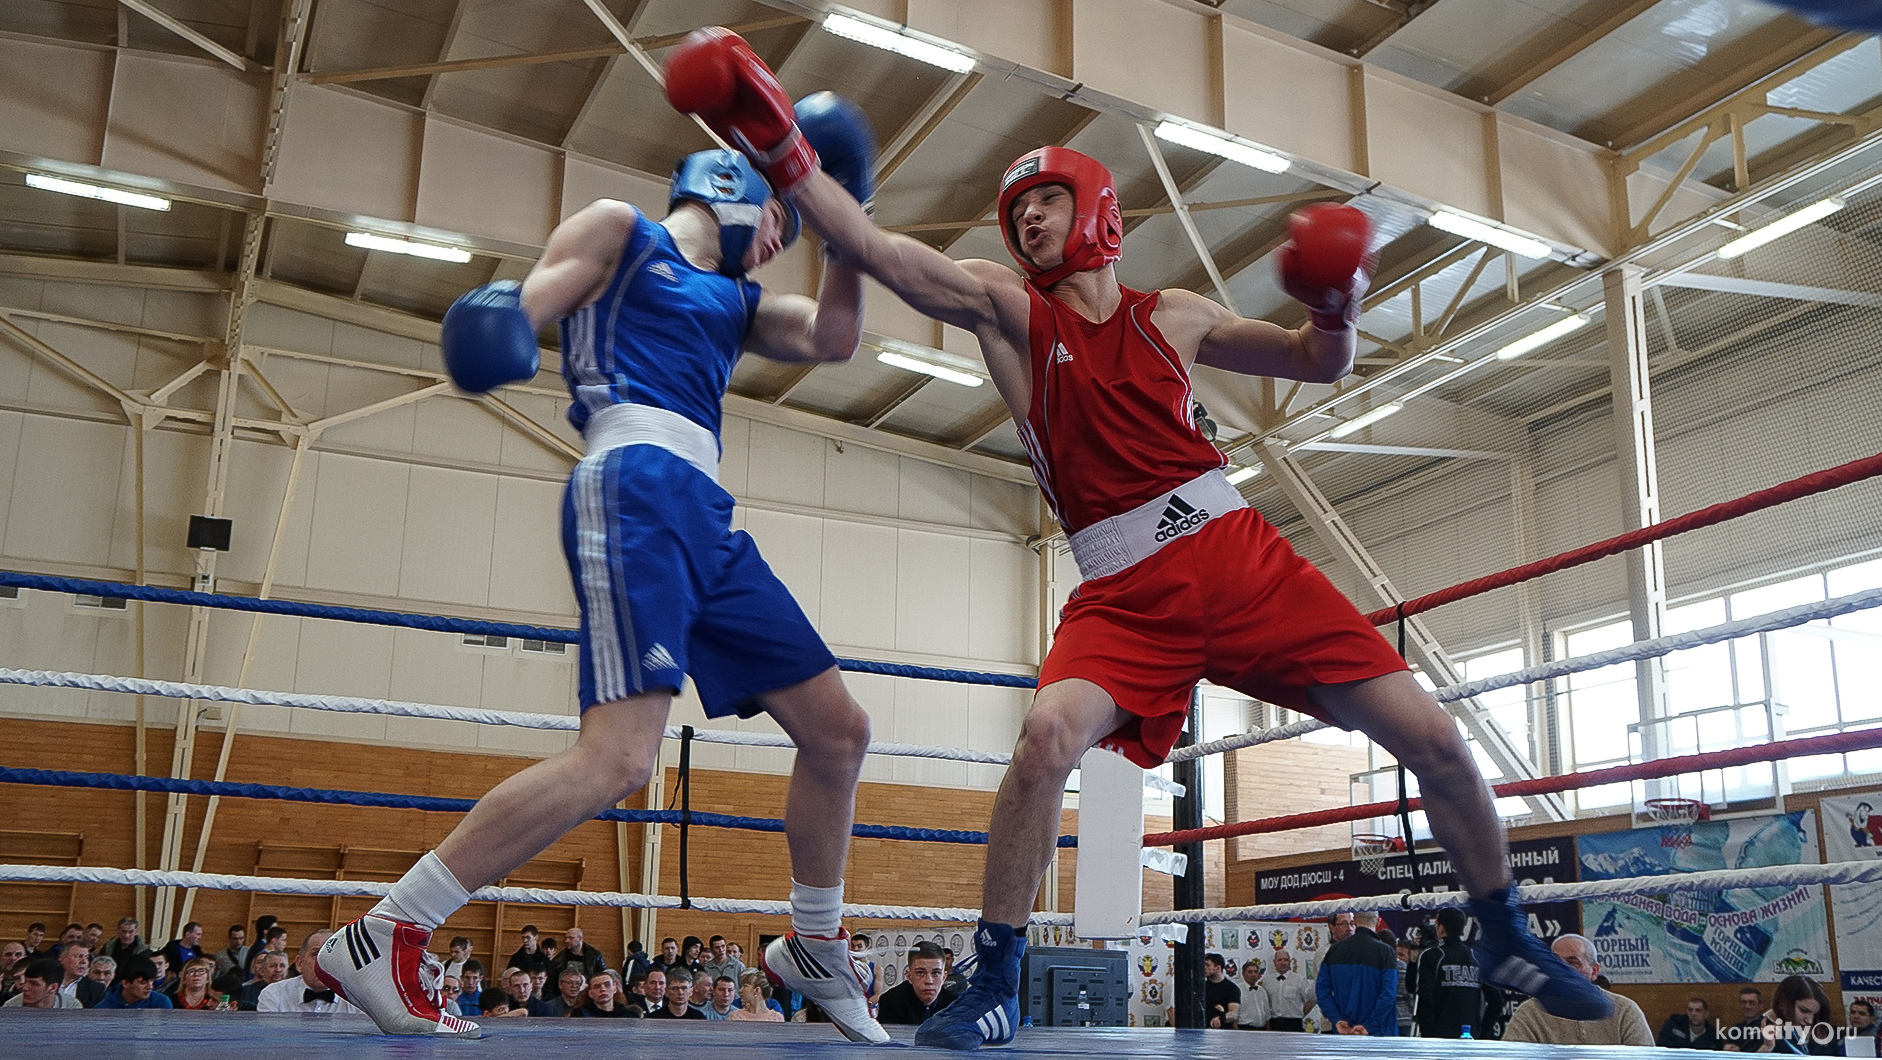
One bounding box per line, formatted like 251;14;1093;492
1471;886;1613;1020
917;921;1025;1050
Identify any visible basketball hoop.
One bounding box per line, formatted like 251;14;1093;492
1353;832;1406;877
1643;797;1710;825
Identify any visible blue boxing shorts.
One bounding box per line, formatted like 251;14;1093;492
560;443;837;716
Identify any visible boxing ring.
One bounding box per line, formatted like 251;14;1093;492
1;450;1881;1054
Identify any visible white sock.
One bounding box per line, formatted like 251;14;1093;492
370;852;470;931
790;879;844;938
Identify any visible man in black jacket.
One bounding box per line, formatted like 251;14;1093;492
878;944;958;1025
1415;908;1482;1038
1659;997;1722;1048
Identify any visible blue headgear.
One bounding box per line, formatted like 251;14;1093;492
668;150;800;277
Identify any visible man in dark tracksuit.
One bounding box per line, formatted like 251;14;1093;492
1316;911;1398;1036
1416;908;1483;1039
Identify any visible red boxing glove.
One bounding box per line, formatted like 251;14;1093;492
1279;203;1374;331
665;27;818;193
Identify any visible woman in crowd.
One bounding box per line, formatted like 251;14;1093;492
729;970;783;1021
170;956;223;1011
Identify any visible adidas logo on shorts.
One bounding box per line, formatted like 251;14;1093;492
642;644;678;671
648;261;677;282
1153;495;1210;541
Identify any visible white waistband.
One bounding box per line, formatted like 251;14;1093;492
583;403;720;483
1066;468;1247;580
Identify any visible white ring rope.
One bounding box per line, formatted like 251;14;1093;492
1166;585;1882;762
4;859;1875;927
1140;858;1882;924
3;586;1873;774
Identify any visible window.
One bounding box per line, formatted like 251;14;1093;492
460;633;509;650
519;638;568;656
73;593;128;611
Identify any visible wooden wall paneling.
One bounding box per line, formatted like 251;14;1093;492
0;829;84;940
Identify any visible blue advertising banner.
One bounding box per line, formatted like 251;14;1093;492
1576;810;1830;984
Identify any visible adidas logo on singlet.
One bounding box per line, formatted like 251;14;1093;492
1053;342;1074;364
1154;495;1210;541
648;261;677;282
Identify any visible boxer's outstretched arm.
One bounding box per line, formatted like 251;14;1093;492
1169;288;1356;384
520;200;639;328
746;258;866;364
791;171;1008;333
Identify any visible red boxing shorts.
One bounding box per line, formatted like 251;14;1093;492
1040;508;1408;768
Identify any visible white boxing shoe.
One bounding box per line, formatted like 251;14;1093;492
762;930;891;1044
316;913;481;1037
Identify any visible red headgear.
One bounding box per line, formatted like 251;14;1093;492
998;147;1124;287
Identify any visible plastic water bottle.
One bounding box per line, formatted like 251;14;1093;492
1696;815;1805;981
1459;1025;1474;1040
218;994;233;1011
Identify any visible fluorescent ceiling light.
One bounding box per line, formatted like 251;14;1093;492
1716;197;1844;259
1153;121;1289;174
1226;465;1261;485
25;173;170;211
1428;211;1550;259
1327;401;1402;439
345;231;473;263
823;13;975;73
878;351;983;387
1494;312;1591;360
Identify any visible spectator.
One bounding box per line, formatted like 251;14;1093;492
479;989;517;1018
1502;934;1649;1046
256;930;360;1014
701;935;745;984
1415;908;1482;1039
99;918;149;962
1725;987;1769;1047
1661;997;1722;1049
499;969;543;1017
573;970;636;1018
21;923;47;957
441;936;473;981
211;924;249;995
1747;975;1838;1056
630;968;667;1016
623;941;652;981
649;968;707;1019
457;962;486;1016
239;951;291;1010
3;958;79;1009
730;970;785;1021
651;937;684;977
727;942;745;967
507;926;553;979
52;941;91;1004
941;947;969;997
94;955;173;1010
172;956;222;1011
702;975;739;1019
79;955;115;1008
1267;950;1314;1032
0;943;28;1003
244;926;289;978
148;952;174;997
1851;1000;1875;1037
554;928;606;982
681;936;706;973
161;921;206;974
544;967;588;1017
1237;954;1272;1030
51;924;83;955
689;970;713;1010
850;933;878;1002
1201;952;1242;1028
1316;911;1397;1036
1328;912;1355;944
878;942;957;1025
438;975;463;1018
81;924;104;951
528;968;550;1009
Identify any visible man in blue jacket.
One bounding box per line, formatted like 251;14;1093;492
1316;911;1397;1035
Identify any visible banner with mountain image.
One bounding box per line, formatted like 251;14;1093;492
1818;791;1882;997
1576;810;1829;984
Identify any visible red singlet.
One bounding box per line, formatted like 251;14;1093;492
1020;284;1408;767
1016;286;1224;533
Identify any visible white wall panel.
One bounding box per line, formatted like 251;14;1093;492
745;421;827;508
896;531;971;659
487;476;573;616
819;521;899;653
411;397;505;467
0;412;24;547
822;443;901;521
888;680;972;788
4;416;124;565
397;465;498;607
969;538;1036;666
304;452;409;595
211;439;311;587
898;459;973;527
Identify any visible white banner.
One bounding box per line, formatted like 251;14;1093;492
1820;791;1882;998
1111;920;1327;1029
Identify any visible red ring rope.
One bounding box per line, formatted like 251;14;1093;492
1145;724;1882;846
1362;451;1882;626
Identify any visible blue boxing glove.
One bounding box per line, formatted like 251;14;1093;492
441;281;539;393
796;91;877;207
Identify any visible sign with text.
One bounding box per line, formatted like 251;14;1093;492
1819;792;1882;994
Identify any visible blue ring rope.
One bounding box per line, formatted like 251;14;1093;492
0;768;1077;847
0;572;1036;690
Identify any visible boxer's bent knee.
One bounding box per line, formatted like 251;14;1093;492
1015;679;1120;776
